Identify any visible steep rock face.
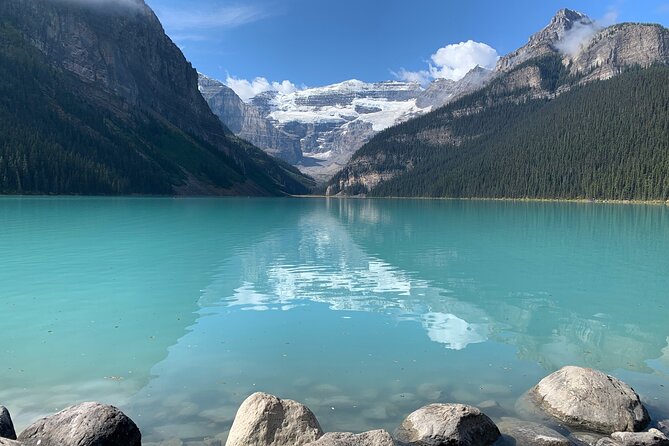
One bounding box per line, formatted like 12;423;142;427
496;8;591;72
2;0;221;147
0;0;313;195
202;69;496;182
199;74;302;163
417;66;493;109
570;23;669;82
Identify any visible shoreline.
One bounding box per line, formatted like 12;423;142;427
4;366;667;446
0;194;667;206
292;194;669;206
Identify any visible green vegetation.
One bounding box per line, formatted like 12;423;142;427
335;61;669;201
0;23;313;195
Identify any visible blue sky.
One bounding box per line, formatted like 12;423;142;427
146;0;669;97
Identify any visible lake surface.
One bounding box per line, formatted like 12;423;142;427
1;197;668;442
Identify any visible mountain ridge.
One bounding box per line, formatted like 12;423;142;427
325;10;669;199
0;0;314;195
200;68;490;182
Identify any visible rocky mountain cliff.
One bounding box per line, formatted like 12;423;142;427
200;72;489;182
327;9;669;198
0;0;313;195
496;9;592;72
416;66;493;109
570;23;669;82
198;74;302;164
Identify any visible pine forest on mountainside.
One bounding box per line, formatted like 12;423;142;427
331;60;669;201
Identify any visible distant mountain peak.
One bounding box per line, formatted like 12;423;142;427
496;8;592;72
552;8;589;23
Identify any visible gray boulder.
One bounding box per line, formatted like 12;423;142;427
570;431;605;446
0;407;16;440
657;422;669;437
602;429;669;446
0;439;22;446
395;403;500;446
531;366;649;434
497;418;570;446
17;402;141;446
225;392;323;446
305;430;394;446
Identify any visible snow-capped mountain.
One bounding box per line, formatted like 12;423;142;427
198;74;302;163
259;80;425;180
200;73;488;181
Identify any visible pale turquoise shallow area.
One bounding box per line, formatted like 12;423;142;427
1;197;668;442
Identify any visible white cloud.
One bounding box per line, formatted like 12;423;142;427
156;5;267;31
393;40;499;86
429;40;499;81
225;75;301;102
391;68;432;86
555;10;619;57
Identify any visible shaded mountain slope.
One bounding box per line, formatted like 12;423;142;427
0;0;313;195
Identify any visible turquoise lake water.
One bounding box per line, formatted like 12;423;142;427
1;197;668;442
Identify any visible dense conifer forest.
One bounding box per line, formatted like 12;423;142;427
332;61;669;201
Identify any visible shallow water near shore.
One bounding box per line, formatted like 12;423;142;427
1;197;668;442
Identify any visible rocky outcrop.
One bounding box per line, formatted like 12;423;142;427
225;392;323;446
570;23;669;82
501;66;542;91
657;421;669;437
592;429;669;446
325;153;410;196
606;429;669;446
496;9;591;72
570;431;606;446
417;66;493;109
530;366;649;434
497;418;570;446
18;402;141;446
304;430;394;446
0;407;16;440
199;74;302;163
395;404;500;446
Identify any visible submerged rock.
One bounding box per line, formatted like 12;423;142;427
0;407;16;440
395;403;500;446
601;429;669;446
570;431;605;446
18;402;141;446
530;366;649;434
225;392;323;446
305;430;394;446
657;421;669;437
497;417;570;446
